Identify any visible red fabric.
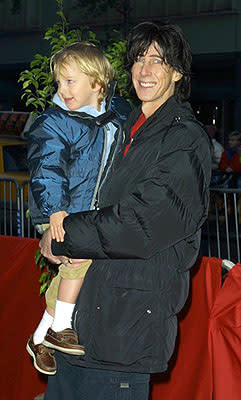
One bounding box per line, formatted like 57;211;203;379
152;257;221;400
219;150;241;172
209;263;241;400
0;235;47;400
2;238;241;400
124;112;146;156
152;257;241;400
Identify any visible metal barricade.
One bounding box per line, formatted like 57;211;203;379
202;187;241;263
1;177;240;261
0;177;21;236
0;177;37;238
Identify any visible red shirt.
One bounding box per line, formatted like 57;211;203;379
219;150;241;172
124;112;146;157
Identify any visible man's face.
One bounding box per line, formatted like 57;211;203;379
56;61;101;111
131;42;182;117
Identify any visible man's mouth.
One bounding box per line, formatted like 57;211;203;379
139;82;155;88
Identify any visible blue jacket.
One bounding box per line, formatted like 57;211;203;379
27;88;131;225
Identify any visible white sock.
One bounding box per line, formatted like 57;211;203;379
33;310;54;345
51;300;75;332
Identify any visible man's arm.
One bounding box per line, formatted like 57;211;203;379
40;228;90;266
50;129;211;260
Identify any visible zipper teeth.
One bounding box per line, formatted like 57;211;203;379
95;124;122;207
89;126;108;210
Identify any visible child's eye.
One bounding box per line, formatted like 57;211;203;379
67;79;74;84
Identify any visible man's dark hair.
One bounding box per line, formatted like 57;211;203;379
125;22;192;102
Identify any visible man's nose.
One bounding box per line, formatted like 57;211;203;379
140;61;151;75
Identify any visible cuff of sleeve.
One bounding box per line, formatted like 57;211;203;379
52;239;67;256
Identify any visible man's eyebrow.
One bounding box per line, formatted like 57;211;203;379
137;53;163;58
148;54;162;58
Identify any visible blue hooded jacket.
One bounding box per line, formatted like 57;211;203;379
27;86;131;225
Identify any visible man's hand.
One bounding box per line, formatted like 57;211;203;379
225;167;233;173
39;228;62;264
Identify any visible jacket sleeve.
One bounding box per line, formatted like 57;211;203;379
27;112;70;217
52;125;212;260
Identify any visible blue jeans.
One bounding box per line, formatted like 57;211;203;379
44;352;150;400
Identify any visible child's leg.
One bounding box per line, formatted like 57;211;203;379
27;273;62;375
43;261;92;355
51;277;84;332
33;309;54;344
33;272;61;345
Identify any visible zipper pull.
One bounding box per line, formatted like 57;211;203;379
94;199;100;210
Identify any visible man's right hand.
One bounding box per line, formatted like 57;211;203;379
39;228;62;264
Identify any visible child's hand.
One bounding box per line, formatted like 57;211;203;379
225;167;233;173
50;211;68;242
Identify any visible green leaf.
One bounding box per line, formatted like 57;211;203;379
40;257;47;269
39;272;48;284
35;249;41;265
40;281;48;294
22;80;32;89
26;98;36;107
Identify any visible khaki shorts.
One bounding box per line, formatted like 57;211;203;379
45;260;92;309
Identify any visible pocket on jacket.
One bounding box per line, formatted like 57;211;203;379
87;286;154;366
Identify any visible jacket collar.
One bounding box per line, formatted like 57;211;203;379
126;96;195;140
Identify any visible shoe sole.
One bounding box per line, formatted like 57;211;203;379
26;342;56;375
42;339;85;355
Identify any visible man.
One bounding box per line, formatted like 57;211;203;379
40;22;212;400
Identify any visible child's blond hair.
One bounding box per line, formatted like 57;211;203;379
50;42;114;105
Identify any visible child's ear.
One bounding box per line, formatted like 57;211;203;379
92;81;101;92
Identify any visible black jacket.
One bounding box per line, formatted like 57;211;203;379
53;96;212;373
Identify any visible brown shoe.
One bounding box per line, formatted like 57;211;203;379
26;334;57;375
43;328;85;355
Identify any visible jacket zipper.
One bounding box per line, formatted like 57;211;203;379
89;126;108;210
93;121;122;210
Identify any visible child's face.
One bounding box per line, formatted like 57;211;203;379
56;61;101;111
229;137;240;149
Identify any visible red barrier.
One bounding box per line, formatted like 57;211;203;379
0;235;47;400
1;236;241;400
152;257;241;400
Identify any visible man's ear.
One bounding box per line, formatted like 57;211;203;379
173;70;183;83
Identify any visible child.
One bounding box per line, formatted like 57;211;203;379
26;41;131;375
219;130;241;174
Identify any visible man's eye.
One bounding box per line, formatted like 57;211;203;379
137;57;145;63
153;58;162;64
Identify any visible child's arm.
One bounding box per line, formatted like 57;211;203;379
50;211;68;242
